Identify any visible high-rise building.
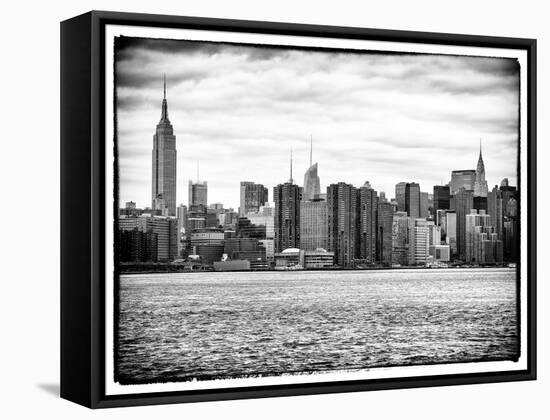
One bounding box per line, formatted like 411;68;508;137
220;209;239;230
239;182;268;216
119;215;178;262
119;228;158;262
500;180;518;217
273;182;302;252
395;182;407;212
408;219;431;266
446;210;457;256
327;182;358;268
176;204;187;257
392;211;409;266
300;199;328;251
358;182;378;264
433;185;450;218
377;200;393;266
473;141;489;197
303;138;321;201
454;188;474;261
465;209;503;264
503;216;518;263
487;185;503;239
465;209;491;263
243;206;275;262
450;170;476;195
188;180;208;207
151;76;177;216
405;182;420;219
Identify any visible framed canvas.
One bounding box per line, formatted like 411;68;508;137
60;10;537;408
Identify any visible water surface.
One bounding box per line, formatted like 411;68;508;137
116;268;518;384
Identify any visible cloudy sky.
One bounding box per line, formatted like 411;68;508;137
115;36;519;210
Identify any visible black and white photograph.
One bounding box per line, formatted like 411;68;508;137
109;25;528;392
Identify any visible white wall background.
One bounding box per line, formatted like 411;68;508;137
0;0;547;417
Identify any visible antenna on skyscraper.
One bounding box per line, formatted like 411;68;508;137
163;73;166;100
290;148;293;184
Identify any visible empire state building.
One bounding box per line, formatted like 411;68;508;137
151;75;177;216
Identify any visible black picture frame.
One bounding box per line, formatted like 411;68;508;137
60;10;537;409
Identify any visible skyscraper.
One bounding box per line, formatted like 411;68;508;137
450;170;476;195
473;140;489;197
300;199;328;251
454;187;474;261
395;182;407;212
405;182;421;219
327;182;358;268
303;137;321;201
273;182;302;252
433;185;450;219
274;150;302;252
465;209;493;263
176;204;187;257
487;185;503;239
358;181;378;264
392;211;410;266
239;182;268;216
188;180;208;207
446;210;457;256
408;219;430;265
151;75;177;216
377;200;393;266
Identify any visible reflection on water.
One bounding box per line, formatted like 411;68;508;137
116;268;518;384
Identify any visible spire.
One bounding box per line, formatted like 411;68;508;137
309;135;313;167
477;138;485;169
479;138;483;160
160;74;169;121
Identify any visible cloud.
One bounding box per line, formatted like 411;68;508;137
114;37;519;209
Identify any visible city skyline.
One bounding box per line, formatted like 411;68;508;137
115;37;519;210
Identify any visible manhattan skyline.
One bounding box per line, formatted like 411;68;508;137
115;37;519;209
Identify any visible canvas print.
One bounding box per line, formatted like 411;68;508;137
113;35;521;386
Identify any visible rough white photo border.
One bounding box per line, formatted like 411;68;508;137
104;23;528;396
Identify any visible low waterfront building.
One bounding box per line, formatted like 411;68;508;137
274;248;304;269
213;260;251;271
190;228;225;266
304;248;335;269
